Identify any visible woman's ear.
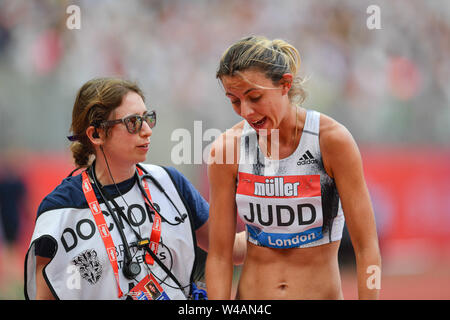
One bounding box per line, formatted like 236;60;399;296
86;125;104;146
279;73;293;95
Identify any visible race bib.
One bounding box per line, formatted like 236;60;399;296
236;172;324;248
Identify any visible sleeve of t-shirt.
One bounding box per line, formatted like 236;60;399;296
34;236;57;258
163;167;209;230
33;176;82;259
33;198;59;258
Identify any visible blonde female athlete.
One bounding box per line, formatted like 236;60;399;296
205;36;381;300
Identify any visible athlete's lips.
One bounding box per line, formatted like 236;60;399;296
249;117;267;129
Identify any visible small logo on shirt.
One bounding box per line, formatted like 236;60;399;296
72;249;102;285
297;150;318;165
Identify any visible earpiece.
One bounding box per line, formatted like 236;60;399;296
91;121;100;139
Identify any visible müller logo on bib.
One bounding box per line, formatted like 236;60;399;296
237;172;321;198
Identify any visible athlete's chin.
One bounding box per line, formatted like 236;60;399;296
255;127;277;138
257;120;279;137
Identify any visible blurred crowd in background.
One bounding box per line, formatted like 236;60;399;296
0;0;449;299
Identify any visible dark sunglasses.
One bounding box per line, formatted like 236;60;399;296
100;110;156;134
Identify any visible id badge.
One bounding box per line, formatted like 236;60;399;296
128;273;170;300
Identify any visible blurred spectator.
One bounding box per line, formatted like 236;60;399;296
0;151;27;298
0;0;448;151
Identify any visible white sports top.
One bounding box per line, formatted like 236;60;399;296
236;109;345;249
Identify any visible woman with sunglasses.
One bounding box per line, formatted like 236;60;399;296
205;36;381;300
25;77;246;300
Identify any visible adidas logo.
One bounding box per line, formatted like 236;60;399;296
297;150;318;165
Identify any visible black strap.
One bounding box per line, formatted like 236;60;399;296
142;243;184;290
103;187;186;291
89;168;134;264
67;167;83;177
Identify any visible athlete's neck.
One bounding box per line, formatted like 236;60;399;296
278;105;302;145
261;106;302;158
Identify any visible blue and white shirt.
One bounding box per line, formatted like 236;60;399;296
25;164;208;300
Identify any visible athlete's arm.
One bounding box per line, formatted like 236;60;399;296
232;230;247;265
205;132;240;299
35;256;55;300
196;221;246;265
320;117;381;300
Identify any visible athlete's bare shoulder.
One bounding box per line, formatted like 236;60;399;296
318;113;359;178
319;113;352;142
208;120;245;167
226;120;246;141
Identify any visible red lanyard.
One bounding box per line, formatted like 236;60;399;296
81;167;162;298
136;166;162;266
82;171;123;298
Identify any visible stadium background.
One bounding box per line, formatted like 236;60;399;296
0;0;449;299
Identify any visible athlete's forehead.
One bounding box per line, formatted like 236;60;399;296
221;70;275;97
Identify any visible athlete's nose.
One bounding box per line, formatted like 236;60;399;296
240;101;255;119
